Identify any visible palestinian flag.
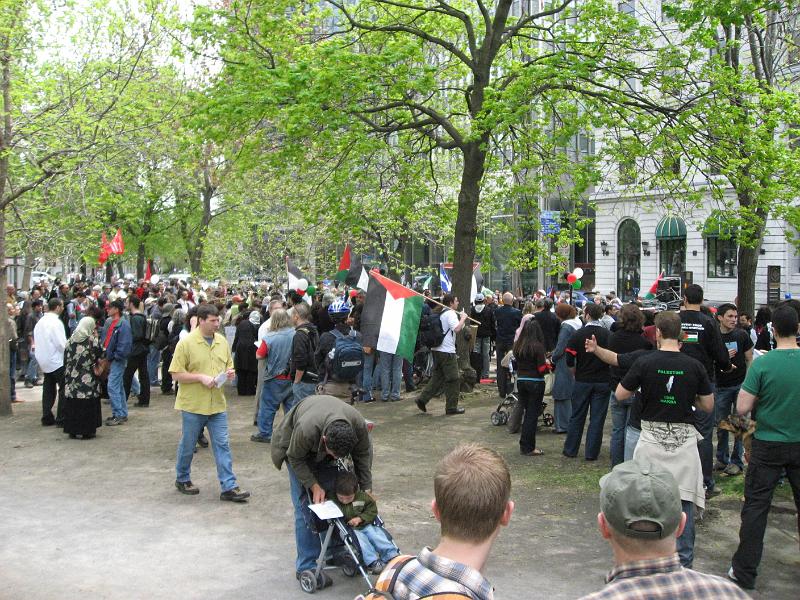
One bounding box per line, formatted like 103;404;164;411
340;249;369;290
286;257;305;290
336;244;352;282
644;271;664;299
361;269;423;361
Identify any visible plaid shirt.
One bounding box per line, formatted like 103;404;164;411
579;554;750;599
389;547;494;600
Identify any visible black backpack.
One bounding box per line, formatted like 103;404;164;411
417;308;449;349
329;329;363;380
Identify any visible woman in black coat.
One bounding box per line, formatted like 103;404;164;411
233;309;260;395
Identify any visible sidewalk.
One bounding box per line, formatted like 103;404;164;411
0;382;796;599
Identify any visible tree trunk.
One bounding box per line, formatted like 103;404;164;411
21;252;34;291
451;142;486;306
0;210;11;416
136;241;146;280
737;244;760;316
105;261;114;282
449;142;487;395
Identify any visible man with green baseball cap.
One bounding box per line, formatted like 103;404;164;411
579;459;749;599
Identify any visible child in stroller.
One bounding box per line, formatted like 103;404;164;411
298;466;400;595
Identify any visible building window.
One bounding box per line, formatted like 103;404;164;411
707;236;738;278
617;219;641;303
659;238;686;276
618;0;635;16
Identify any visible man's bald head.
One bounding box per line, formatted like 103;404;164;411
503;292;513;305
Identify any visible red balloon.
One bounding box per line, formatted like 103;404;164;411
566;273;577;284
349;290;359;298
297;289;306;296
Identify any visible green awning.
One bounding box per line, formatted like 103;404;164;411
655;215;687;239
702;210;737;239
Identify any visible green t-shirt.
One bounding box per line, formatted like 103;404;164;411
742;349;800;442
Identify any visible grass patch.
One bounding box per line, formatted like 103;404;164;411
715;471;795;501
512;460;605;494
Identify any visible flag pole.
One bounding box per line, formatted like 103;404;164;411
368;269;481;325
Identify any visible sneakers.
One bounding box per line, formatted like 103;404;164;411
197;433;209;448
24;381;34;389
220;487;250;502
369;561;385;575
105;416;128;426
175;480;200;495
445;407;465;415
723;463;743;476
714;461;728;472
250;434;271;443
705;486;721;499
727;566;755;589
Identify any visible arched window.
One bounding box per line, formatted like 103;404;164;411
617;219;641;302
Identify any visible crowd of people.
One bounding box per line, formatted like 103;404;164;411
7;273;799;597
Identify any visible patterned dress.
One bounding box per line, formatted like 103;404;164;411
62;336;103;437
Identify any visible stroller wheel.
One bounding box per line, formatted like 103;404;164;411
316;383;325;394
490;411;503;426
299;570;317;593
500;412;509;425
543;413;554;427
317;571;333;588
341;558;358;578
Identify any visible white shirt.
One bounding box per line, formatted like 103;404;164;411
33;312;67;373
433;309;460;354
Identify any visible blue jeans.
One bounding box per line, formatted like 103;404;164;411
147;345;161;385
625;426;641;461
108;359;128;418
609;392;632;467
360;352;377;399
677;500;696;568
473;336;491;379
715;385;744;468
258;378;294;438
352;525;398;566
176;411;238;492
563;381;610;460
292;381;316;405
553;398;572;433
379;352;403;401
25;353;40;383
9;350;16;401
288;465;322;573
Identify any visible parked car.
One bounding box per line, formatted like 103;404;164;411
31;271;53;284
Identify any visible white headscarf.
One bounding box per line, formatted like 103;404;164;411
70;316;96;344
249;310;261;326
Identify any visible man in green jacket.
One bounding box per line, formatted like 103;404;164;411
271;394;372;579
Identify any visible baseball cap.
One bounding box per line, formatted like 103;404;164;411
474;293;484;303
599;460;682;540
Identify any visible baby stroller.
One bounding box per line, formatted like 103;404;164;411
298;458;399;595
490;360;554;430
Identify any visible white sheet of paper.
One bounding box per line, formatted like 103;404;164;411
214;372;227;388
308;500;344;520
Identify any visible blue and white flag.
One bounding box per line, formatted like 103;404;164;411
439;263;451;293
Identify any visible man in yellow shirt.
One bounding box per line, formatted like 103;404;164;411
169;304;250;502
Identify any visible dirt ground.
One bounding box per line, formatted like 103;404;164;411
0;381;797;600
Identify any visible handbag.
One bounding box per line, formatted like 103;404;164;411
95;357;110;380
543;371;554;396
500;350;513;369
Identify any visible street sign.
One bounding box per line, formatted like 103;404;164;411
540;210;561;235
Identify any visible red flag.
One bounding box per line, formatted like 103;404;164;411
98;232;111;265
145;261;152;282
108;228;125;255
644;271;665;299
336;244;351;282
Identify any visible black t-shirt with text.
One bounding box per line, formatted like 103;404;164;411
716;328;753;388
621;350;712;429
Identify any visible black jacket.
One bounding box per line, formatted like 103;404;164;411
128;313;150;357
494;305;522;346
534;310;560;353
233;321;259;372
290;321;320;381
470;304;495;339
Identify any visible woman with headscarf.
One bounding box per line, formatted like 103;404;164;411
62;316;103;439
233;309;259;395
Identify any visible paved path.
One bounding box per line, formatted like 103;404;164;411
1;383;797;599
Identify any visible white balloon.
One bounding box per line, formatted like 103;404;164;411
150;274;160;284
297;278;309;291
572;267;584;280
